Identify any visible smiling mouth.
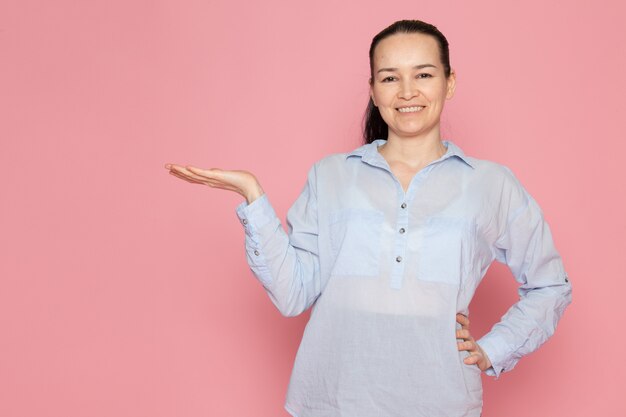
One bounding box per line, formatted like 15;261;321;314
396;106;425;113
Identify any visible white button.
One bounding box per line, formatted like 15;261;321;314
254;250;259;256
242;219;248;225
396;256;402;262
401;202;407;209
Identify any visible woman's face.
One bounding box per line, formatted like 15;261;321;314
369;32;456;141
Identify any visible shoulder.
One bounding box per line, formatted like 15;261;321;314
317;152;351;167
474;157;537;213
306;150;355;173
460;154;536;212
465;155;522;187
464;154;509;174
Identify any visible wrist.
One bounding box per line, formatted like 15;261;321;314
477;343;492;370
245;183;264;204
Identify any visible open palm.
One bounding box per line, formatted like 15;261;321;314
165;163;264;203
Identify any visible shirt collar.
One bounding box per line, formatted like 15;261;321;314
346;138;475;169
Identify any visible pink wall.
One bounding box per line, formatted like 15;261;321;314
1;0;623;416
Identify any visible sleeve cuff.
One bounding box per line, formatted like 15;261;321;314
476;333;510;380
235;193;277;286
235;193;277;234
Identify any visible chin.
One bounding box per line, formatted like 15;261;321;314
392;127;435;139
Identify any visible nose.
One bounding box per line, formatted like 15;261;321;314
399;78;419;100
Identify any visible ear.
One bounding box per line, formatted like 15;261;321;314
446;70;457;100
369;79;377;107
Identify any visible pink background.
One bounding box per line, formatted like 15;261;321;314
1;0;624;416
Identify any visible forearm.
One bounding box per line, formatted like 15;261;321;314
236;193;321;317
477;277;572;379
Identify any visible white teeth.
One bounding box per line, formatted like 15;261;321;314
397;106;424;113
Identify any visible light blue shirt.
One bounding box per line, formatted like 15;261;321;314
235;139;572;417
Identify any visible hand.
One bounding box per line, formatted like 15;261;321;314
164;163;264;204
456;313;493;372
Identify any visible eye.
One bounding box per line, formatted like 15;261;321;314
381;76;396;82
417;73;433;79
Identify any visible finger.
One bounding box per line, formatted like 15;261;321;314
169;170;204;184
465;340;478;351
456;329;471;339
169;166;214;184
181;168;209;183
186;166;222;179
457;340;474;351
167;163;187;171
464;352;482;365
456;313;470;328
169;170;203;184
183;166;232;185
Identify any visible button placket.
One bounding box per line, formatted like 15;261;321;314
390;199;410;290
389;174;425;289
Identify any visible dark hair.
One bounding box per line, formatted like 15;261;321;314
362;19;451;144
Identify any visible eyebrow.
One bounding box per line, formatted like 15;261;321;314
376;64;437;74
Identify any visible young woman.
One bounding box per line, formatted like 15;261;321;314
165;19;572;417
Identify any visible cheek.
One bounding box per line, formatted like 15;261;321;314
432;86;450;102
373;87;395;105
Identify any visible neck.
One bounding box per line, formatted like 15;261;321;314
378;135;447;168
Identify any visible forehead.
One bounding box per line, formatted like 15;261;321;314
372;33;440;69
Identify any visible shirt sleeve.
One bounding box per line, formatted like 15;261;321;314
476;166;573;379
234;162;321;317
